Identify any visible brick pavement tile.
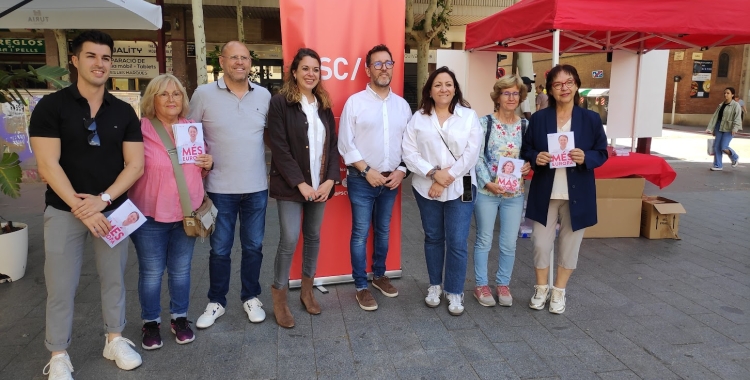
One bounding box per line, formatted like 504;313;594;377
639;303;706;331
649;290;712;315
510;324;573;358
381;331;430;369
346;325;388;353
470;359;520;380
313;337;356;378
277;323;315;357
352;348;394;371
237;343;277;379
355;365;398;380
410;314;456;349
276;353;317;380
616;353;681;380
449;329;500;363
543;355;600;380
664;358;722;380
557;338;627;373
311;310;348;340
595;369;641;380
494;341;557;379
692;313;750;343
543;319;590;340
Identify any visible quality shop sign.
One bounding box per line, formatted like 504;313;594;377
110;56;159;78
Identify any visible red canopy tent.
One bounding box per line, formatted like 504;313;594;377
466;0;750;54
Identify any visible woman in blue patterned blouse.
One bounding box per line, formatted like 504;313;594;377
473;75;531;307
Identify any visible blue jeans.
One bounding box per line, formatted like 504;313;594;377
473;193;524;287
713;124;739;169
347;171;399;289
207;191;267;306
131;217;196;323
413;186;476;295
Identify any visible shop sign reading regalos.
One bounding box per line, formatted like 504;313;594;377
0;38;45;54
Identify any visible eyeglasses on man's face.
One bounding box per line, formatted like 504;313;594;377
223;55;251;63
83;118;100;146
370;61;394;70
551;79;576;90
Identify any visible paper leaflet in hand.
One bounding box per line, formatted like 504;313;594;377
172;123;205;164
495;158;524;193
547;132;576;168
102;199;146;248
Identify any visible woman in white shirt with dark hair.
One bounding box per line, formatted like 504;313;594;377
402;66;481;316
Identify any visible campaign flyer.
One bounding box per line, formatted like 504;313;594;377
495;157;525;193
173;123;205;164
102;199;146;248
547;132;576;168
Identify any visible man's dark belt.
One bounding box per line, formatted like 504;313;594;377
347;166;393;177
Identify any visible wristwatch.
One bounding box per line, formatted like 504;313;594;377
360;165;370;177
100;193;112;205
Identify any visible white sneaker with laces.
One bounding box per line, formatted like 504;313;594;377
549;287;566;314
425;285;442;307
196;302;225;329
529;284;550;310
446;292;465;316
102;336;142;370
243;297;266;323
42;352;73;380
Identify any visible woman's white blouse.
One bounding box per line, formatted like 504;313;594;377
402;105;482;202
300;95;326;190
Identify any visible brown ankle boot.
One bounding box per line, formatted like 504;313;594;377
271;285;295;328
300;276;321;315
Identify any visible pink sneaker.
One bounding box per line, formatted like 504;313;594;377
496;285;513;307
473;285;496;307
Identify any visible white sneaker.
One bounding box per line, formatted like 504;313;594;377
549;287;566;314
102;336;142;370
710;166;723;171
42;353;73;380
424;285;442;307
243;297;266;323
446;292;465;316
529;284;549;310
196;302;225;329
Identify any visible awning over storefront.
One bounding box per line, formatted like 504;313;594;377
579;88;609;97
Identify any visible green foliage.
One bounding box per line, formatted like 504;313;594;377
408;0;451;44
0;65;70;105
0;151;21;199
0;64;68;198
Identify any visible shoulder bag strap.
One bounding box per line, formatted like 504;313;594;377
484;115;493;161
149;118;193;217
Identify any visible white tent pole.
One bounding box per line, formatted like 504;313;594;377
549;29;561;289
552;29;561;66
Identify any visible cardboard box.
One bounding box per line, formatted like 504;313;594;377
583;177;646;238
641;196;686;239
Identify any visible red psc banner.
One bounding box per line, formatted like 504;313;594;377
279;0;406;284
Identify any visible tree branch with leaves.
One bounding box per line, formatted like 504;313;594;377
406;0;453;104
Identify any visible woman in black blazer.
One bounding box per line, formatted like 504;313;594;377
521;64;608;314
267;48;341;328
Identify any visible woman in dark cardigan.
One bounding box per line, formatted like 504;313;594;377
267;48;341;328
521;64;608;314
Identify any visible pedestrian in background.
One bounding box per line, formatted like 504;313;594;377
403;66;481;316
267;47;341;328
473;75;531;308
706;87;742;170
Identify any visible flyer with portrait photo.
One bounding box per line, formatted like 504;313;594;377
102;199;146;248
495;158;525;193
172;123;205;164
547;132;576;168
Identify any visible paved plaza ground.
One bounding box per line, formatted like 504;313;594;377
0;127;748;379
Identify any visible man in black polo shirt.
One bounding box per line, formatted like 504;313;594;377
29;30;144;380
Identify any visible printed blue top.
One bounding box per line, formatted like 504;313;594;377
476;114;524;198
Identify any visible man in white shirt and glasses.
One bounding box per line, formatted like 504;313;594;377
338;44;413;311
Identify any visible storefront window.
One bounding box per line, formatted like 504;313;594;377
718;53;729;78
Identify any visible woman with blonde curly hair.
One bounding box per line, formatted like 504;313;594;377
266;48;341;328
